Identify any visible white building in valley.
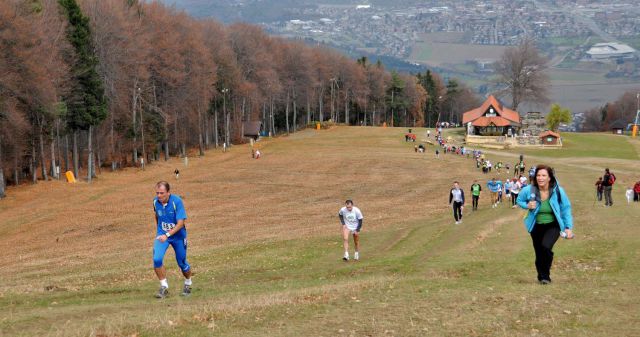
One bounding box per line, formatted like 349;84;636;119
586;42;636;60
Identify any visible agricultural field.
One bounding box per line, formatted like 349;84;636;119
409;33;640;114
409;33;508;67
1;127;639;336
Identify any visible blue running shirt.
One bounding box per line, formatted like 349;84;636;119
154;194;188;239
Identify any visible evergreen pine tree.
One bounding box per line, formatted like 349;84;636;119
58;0;107;182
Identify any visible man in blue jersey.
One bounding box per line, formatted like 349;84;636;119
152;181;192;298
487;177;501;208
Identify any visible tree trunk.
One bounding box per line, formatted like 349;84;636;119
293;87;298;132
306;93;311;125
14;155;19;186
214;109;219;148
50;140;57;179
0;136;5;198
225;109;230;147
87;125;93;183
139;100;146;169
31;142;37;184
132;85;138;165
173;110;178;153
319;87;324;122
285;89;290;135
56;120;62;176
270;97;275;136
262;102;266;135
110;103;116;170
73;130;79;180
344;90;349;125
38;121;48;181
198;102;204;156
64;134;69;173
204;115;210;148
330;81;335;121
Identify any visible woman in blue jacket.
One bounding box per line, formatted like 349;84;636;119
517;164;574;284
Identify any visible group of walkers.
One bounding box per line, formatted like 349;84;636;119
438;135;574;285
150;129;579;299
448;162;575;285
595;168;640;205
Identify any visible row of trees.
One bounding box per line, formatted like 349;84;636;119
583;91;640;132
1;0;479;198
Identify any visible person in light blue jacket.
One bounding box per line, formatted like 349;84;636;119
516;164;574;284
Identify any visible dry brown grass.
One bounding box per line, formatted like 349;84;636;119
1;127;475;292
2;126;639;337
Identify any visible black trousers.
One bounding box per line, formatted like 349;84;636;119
452;201;463;221
530;221;560;281
511;193;518;206
472;195;479;210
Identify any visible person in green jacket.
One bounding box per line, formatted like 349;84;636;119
470;180;482;211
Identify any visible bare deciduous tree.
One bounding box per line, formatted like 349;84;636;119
495;39;550;110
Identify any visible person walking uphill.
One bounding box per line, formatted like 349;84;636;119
338;200;364;261
602;168;615;206
449;181;465;224
516;165;574;284
152;181;193;298
595;177;604;202
487;178;501;208
470;180;482;211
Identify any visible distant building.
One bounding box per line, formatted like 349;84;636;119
462;95;521;136
539;130;561;145
586;42;636;60
610;119;627;135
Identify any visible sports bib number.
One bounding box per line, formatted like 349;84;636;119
161;222;176;231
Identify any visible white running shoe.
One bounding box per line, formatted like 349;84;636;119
455;221;460;225
343;251;349;261
354;252;359;260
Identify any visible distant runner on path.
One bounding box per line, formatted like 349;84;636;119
470;180;482;211
509;178;522;208
487;177;501;208
449;181;465;224
152;181;192;298
338;200;364;261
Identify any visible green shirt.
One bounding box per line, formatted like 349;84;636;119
536;199;556;224
471;184;481;196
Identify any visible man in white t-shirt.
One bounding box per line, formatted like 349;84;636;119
338;200;364;261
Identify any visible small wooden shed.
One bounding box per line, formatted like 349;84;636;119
539;130;561;145
610;119;626;135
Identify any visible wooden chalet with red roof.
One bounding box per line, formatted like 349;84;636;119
462;95;521;136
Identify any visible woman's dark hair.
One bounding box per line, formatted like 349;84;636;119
345;199;353;205
532;164;557;189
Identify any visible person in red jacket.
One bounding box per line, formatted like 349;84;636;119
634;181;640;202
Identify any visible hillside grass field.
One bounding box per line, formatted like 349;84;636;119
1;127;639;336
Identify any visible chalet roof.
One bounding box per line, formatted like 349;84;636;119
462;95;521;125
471;116;513;127
539;130;560;138
243;121;262;137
